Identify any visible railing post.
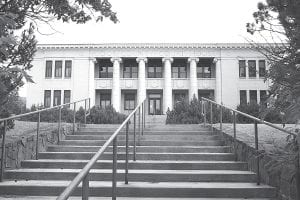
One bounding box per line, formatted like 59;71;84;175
296;132;300;200
144;101;146;128
84;99;87;125
58;107;62;143
0;120;7;182
210;102;213;130
82;173;89;200
220;104;223;132
203;101;207;126
233;111;237;161
73;102;76;134
112;137;118;200
138;107;141;138
133;112;136;161
141;102;144;136
36;112;40;160
254;121;260;185
125;122;129;184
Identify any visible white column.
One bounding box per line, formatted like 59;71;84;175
162;57;173;113
214;58;222;104
111;57;122;112
89;58;96;106
136;57;147;104
188;57;199;100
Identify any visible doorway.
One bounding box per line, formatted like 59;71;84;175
148;93;162;115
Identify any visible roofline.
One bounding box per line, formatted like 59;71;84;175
36;43;270;50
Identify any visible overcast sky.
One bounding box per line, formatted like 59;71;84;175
20;0;264;97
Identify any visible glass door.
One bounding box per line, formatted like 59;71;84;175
148;94;162;115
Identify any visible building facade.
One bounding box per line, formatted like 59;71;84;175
27;43;270;114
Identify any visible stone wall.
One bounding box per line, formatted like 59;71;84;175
215;127;297;200
0;124;72;169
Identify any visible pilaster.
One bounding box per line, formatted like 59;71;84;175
89;58;96;106
136;57;147;104
162;57;173;113
214;57;222;104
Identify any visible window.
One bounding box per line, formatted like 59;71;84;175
98;59;113;78
248;60;256;78
260;90;268;105
55;61;62;78
124;93;135;110
240;90;247;105
44;90;51;108
45;61;52;78
198;90;214;100
53;90;61;106
64;90;71;105
123;59;138;78
174;93;186;104
239;60;246;78
100;93;111;108
250;90;257;104
197;59;213;78
148;66;162;78
172;66;187;78
65;60;72;78
259;60;266;78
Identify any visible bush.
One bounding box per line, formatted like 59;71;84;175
87;105;127;124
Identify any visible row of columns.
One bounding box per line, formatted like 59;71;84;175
89;57;222;113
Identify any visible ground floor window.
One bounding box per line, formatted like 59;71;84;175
44;90;51;108
53;90;61;106
250;90;257;104
64;90;71;107
174;92;186;104
100;93;111;108
240;90;247;105
198;90;214;100
124;93;135;110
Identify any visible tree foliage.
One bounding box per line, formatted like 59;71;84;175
0;0;118;119
246;0;300;123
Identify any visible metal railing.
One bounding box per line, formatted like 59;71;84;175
201;97;298;187
0;98;91;182
56;99;147;200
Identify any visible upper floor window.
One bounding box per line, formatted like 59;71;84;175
55;61;62;78
123;59;138;78
172;59;187;78
148;59;162;78
97;59;113;78
53;90;61;106
45;61;52;78
259;60;266;78
124;93;135;110
240;90;247;105
65;60;72;78
197;59;213;78
44;90;51;108
248;60;256;78
239;60;246;78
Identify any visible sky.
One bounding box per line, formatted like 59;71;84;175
20;0;264;97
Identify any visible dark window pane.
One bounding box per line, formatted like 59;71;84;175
125;94;135;110
44;90;51;108
65;60;72;78
53;90;61;106
260;90;267;105
100;93;111;108
64;90;71;104
55;61;62;78
239;60;246;77
248;60;256;77
240;90;247;105
259;60;266;78
45;61;52;78
250;90;257;104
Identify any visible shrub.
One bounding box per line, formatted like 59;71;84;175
87;105;127;124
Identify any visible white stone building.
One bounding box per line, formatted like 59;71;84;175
27;43;270;114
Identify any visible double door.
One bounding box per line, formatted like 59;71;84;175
148;93;162;115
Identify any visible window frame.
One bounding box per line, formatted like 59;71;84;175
147;65;162;78
239;60;246;78
100;93;111;108
239;90;247;105
172;66;187;78
124;93;136;110
53;90;61;106
54;61;63;78
249;90;257;104
248;60;256;78
45;61;53;78
259;60;266;78
44;90;51;108
64;60;72;78
123;65;138;78
63;90;71;105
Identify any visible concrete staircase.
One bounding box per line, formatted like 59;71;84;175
0;124;276;199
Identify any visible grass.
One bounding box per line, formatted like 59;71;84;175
213;123;297;152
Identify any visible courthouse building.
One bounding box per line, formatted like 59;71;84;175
26;43;270;115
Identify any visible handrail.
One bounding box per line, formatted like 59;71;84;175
57;98;146;200
201;97;296;136
0;98;91;182
201;97;298;187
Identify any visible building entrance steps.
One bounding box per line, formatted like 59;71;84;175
0;124;276;199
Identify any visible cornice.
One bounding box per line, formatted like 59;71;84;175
36;43;270;50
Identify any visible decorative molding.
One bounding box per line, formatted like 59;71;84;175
136;57;148;63
110;57;122;63
188;57;199;63
162;57;174;63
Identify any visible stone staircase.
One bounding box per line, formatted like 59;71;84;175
0;124;276;199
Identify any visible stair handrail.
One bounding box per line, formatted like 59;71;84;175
0;98;91;182
201;97;299;191
56;98;147;200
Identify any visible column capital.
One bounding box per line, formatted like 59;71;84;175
110;57;122;63
213;57;220;64
162;57;174;63
188;57;199;63
136;57;148;63
89;58;97;63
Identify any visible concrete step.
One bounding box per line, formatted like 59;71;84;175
38;152;235;161
0;197;275;200
21;160;248;170
59;140;224;146
65;135;220;141
47;145;231;153
75;130;215;135
5;169;256;182
0;181;276;198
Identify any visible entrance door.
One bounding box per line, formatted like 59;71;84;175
149;94;162;115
